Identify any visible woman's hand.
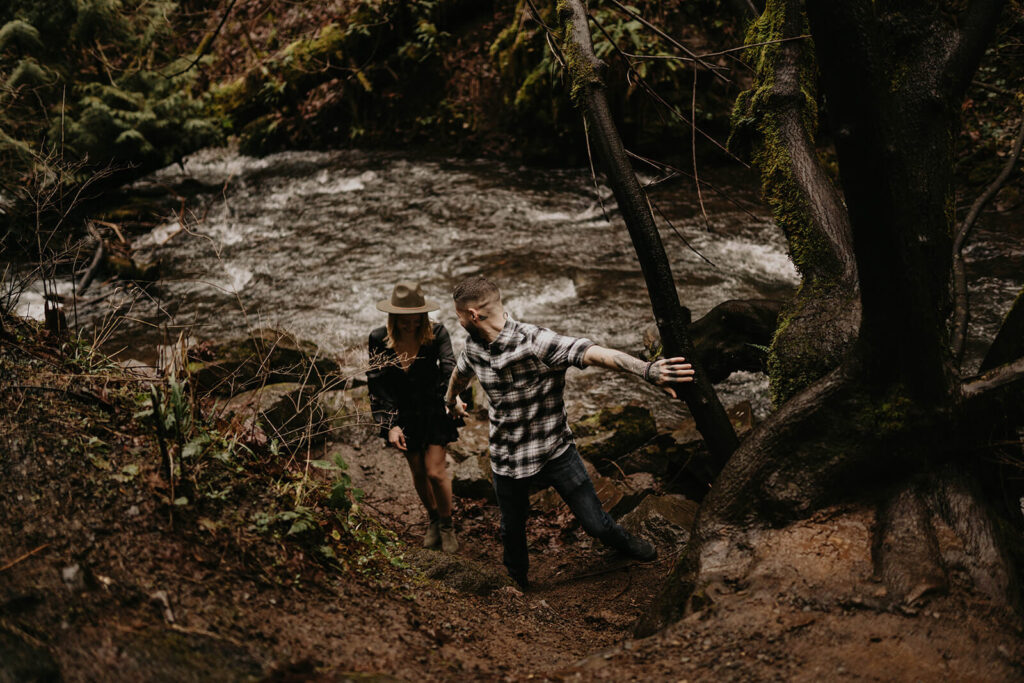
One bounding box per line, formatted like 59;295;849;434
388;426;408;451
446;396;469;418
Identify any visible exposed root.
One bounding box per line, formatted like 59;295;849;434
873;485;947;605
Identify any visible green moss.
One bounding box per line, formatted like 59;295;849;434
558;18;601;107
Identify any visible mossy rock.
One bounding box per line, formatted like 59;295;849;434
189;328;340;396
572;404;657;469
616;402;754;501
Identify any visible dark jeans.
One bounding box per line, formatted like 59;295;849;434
491;445;635;581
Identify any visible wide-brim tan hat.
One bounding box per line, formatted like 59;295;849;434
376;281;440;314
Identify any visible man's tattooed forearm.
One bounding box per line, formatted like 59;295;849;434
612;351;648;377
446;372;471;402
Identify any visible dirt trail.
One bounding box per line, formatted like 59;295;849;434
336;424;676;675
2;326;1022;682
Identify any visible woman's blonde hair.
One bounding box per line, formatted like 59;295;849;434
385;313;434;349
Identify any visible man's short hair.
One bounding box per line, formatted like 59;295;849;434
453;275;500;308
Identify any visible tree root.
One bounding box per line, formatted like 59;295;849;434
872;484;947;604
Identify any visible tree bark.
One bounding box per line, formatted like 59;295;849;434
557;0;739;470
638;0;1016;636
729;0;860;404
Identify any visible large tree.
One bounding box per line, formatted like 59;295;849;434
556;0;1023;634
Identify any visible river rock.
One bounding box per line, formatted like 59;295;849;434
319;385;371;440
447;416;489;463
217;382;328;452
451;454;494;501
619;494;699;547
189;328;341;396
642;299;783;382
531;465;656;517
572;404;657;475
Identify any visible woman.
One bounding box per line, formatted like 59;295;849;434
367;282;461;552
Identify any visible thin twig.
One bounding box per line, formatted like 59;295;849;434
163;0;240;78
582;116;614;225
692;63;712;231
0;543;50;572
586;13;747;168
625;149;762;221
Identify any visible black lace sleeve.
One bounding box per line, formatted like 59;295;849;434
434;323;456;400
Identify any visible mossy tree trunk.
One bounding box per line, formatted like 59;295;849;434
544;0;1023;635
729;0;860;405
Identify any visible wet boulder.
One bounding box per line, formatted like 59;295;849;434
573;404;657;475
447;416;490;463
619;494;699;547
216;382;328;452
642;299;783;382
188;328;341;396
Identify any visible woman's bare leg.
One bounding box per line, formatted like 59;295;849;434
404;451;436;514
424;445;453;518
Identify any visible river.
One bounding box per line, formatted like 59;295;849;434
16;147;1023;426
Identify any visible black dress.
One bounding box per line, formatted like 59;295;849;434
367;322;462;451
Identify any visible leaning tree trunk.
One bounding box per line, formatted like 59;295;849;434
638;0;1017;636
557;0;739;470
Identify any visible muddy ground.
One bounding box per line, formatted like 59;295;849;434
1;322;1022;682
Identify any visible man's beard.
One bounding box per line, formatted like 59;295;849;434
466;325;488;344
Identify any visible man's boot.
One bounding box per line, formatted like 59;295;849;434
439;518;459;553
621;533;657;562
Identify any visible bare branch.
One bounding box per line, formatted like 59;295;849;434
962;356;1024;400
951;111;1024;362
163;0;239;79
605;0;732;84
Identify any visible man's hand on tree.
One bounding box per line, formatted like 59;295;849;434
388;426;407;451
645;356;695;399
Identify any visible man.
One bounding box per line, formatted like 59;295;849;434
444;276;695;589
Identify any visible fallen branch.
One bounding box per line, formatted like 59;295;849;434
12;384;114;412
76;237;106;295
962;356;1024;400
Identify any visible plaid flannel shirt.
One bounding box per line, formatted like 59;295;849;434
455;318;594;478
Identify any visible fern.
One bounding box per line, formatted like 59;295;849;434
0;20;43;54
